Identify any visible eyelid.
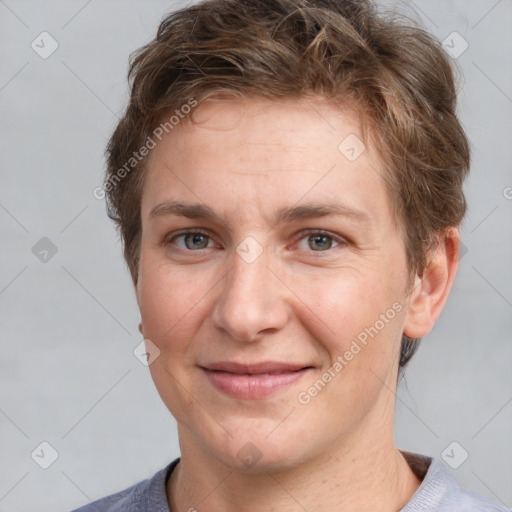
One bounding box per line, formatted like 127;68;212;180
163;228;348;253
164;228;219;251
293;229;349;253
293;229;348;248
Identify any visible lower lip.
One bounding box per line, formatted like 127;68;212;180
202;368;310;399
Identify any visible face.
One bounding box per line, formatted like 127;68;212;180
136;96;412;472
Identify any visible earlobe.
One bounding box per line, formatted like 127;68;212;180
403;228;460;339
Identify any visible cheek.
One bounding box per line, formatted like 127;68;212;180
290;265;405;400
291;271;404;439
137;259;208;425
290;267;395;346
137;257;209;349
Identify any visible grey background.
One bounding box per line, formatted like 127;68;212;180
0;1;511;510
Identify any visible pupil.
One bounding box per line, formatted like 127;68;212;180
310;235;331;251
186;233;208;249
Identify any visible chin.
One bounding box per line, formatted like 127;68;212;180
198;423;316;474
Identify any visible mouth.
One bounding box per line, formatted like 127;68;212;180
200;361;313;399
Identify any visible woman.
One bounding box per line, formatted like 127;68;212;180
73;0;507;510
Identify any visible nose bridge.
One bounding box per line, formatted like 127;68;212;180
212;247;287;342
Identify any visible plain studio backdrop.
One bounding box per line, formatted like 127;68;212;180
0;1;511;510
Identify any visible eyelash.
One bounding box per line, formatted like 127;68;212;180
164;228;347;256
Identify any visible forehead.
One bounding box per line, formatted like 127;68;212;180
142;96;393;228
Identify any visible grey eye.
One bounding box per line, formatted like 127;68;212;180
308;234;334;251
183;233;210;250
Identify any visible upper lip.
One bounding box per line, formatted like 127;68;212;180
201;361;312;374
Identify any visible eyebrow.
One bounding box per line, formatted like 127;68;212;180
149;200;371;225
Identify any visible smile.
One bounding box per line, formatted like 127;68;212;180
200;361;313;399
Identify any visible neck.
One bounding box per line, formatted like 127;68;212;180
167;427;421;512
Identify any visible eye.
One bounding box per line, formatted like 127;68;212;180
170;231;215;251
296;231;344;252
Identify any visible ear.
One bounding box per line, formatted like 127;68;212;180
132;262;143;334
403;228;460;339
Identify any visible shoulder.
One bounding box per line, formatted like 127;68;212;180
69;459;179;512
402;453;509;512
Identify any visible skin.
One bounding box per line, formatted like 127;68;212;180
135;96;460;512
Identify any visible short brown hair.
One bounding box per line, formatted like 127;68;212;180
105;0;470;370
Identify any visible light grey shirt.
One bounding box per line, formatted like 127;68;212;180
71;453;509;511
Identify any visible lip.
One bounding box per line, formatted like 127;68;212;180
200;361;313;399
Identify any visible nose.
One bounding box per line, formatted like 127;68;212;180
211;248;289;343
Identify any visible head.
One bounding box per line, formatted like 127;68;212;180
104;0;469;470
